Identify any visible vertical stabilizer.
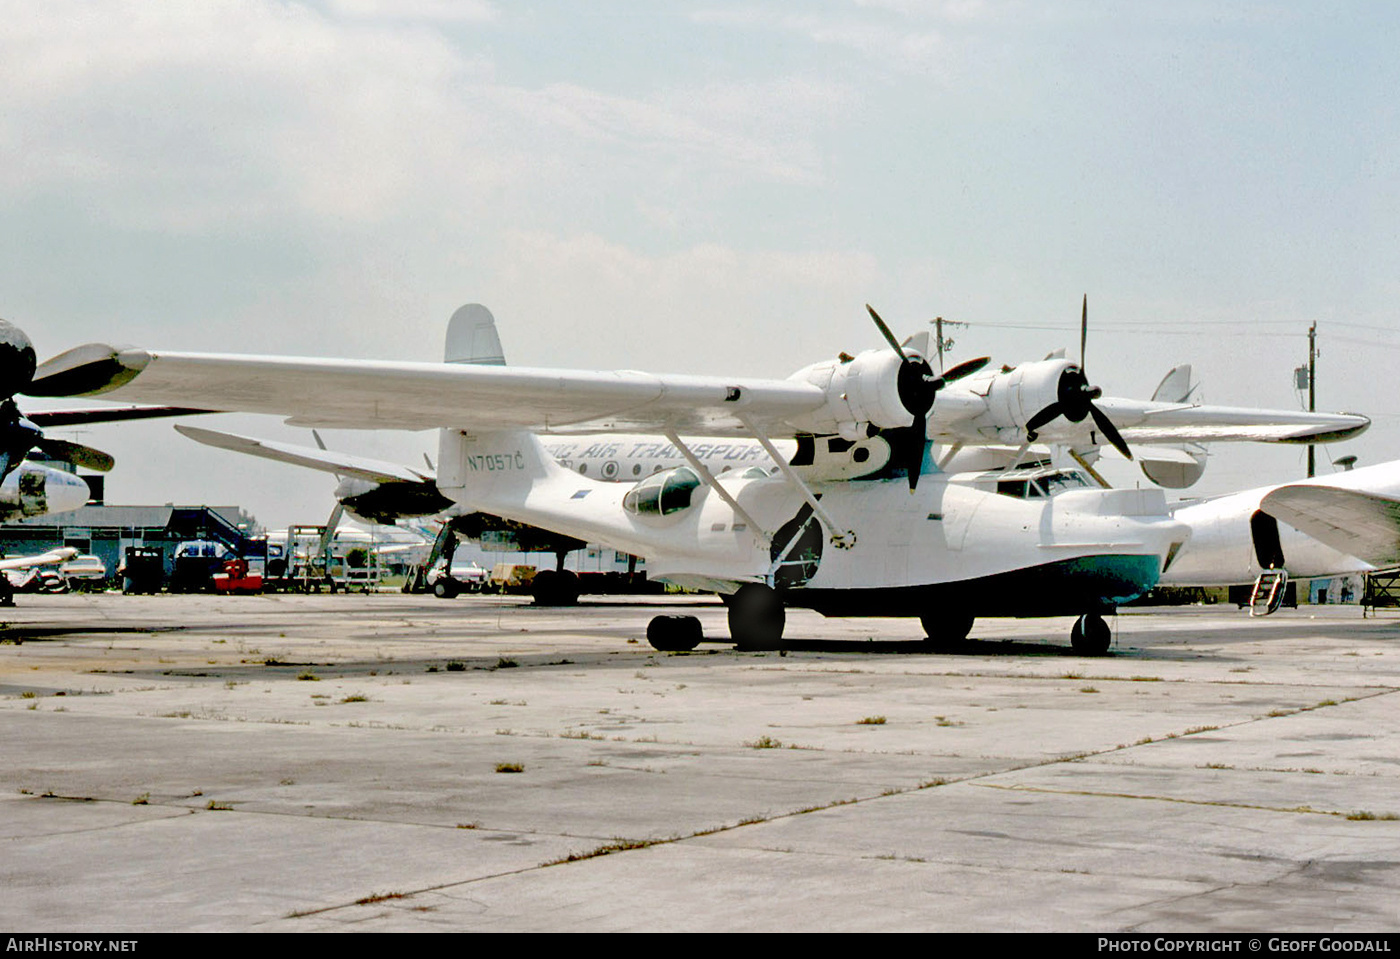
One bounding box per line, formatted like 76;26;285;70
445;304;506;365
1151;364;1195;403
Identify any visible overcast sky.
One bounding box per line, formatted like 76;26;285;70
4;1;1399;531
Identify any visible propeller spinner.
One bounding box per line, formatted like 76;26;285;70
866;305;989;489
1022;296;1132;460
0;319;117;478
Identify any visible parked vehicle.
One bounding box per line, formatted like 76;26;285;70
59;554;108;591
428;558;489;599
169;540;233;593
119;547;165;594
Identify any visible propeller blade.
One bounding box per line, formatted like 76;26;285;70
34;438;115;472
866;305;908;361
1080;294;1088;371
1024;402;1065;439
907;412;927;491
1088;403;1132;460
939;355;990;384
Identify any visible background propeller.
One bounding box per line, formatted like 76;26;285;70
1022;296;1132;460
866;305;989;489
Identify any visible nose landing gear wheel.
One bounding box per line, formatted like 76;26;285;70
1070;613;1112;655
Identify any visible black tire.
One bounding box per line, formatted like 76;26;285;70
1070;614;1112;655
728;583;785;650
532;569;580;606
433;578;459;599
920;611;974;650
647;614;703;651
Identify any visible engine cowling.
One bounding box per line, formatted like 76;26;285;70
786;349;917;439
974;359;1074;434
332;476;454;525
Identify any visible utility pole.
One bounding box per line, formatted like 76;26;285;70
1307;322;1317;478
1294;322;1318;477
929;316;966;372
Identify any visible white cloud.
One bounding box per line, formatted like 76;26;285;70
482;230;882;374
324;0;498;22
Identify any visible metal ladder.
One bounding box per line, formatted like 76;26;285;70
1249;567;1289;617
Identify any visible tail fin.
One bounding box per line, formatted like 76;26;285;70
1151;364;1196;403
445;304;506;365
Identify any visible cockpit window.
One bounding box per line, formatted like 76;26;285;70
623;467;702;516
995;470;1091;499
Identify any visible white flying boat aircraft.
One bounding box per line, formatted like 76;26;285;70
30;302;1370;653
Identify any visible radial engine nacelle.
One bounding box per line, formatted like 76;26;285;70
786;349;918;440
332;476;454;527
955;358;1079;439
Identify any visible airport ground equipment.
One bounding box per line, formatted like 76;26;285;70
213;557;263;594
1362;570;1400;615
279;524;338;593
119;547;164;594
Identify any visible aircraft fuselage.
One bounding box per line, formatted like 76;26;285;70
439;428;1186;618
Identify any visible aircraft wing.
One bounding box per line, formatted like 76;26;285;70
0;547;79;572
1096;398;1369;445
26;406;210;427
29;344;828;436
1261;485;1400;568
175;425;434;484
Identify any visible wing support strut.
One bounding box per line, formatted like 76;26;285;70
662;428;772;547
1066;448;1111;488
737;415;856;550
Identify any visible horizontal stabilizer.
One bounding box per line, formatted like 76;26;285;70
1261;485;1400;568
175;425;433;485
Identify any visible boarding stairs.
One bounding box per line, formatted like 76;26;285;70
1249;567;1289;617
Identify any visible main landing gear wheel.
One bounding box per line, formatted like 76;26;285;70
1070;613;1112;655
647;615;702;651
728;583;785;650
920;611;974;650
531;569;581;607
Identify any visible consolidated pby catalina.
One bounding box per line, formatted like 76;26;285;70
29;301;1369;653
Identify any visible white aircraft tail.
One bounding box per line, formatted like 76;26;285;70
445;304;506;365
437;427;572;512
1151;364;1196;403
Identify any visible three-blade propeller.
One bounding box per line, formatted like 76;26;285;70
1022;296;1132;460
866;305;989;489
